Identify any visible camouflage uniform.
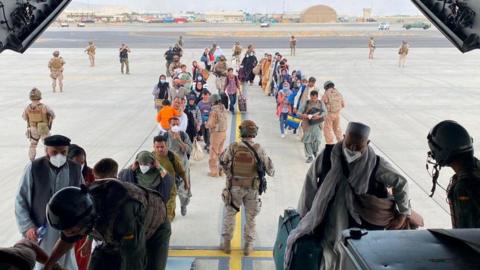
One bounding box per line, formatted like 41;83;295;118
219;140;274;253
447;159;480;228
85;43;96;67
22;93;55;160
206;104;228;176
48;53;65;92
322;87;345;144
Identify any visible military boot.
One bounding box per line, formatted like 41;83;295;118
223;240;231;254
244;242;253;256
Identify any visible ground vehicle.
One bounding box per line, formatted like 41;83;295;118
260;22;271;28
77;23;86;27
403;21;431;30
378;22;390;30
60;22;69;28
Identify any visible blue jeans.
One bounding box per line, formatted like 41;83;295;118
228;93;237;112
279;112;288;134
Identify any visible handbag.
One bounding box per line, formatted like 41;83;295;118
191;139;204;161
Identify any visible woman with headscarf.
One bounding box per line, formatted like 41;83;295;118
67;144;94;270
241;44;258;85
200;48;212;71
152;74;170;110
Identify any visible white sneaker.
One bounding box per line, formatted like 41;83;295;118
281;134;285;138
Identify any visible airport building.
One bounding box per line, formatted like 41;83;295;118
300;5;337;23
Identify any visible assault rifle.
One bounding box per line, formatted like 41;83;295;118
243;141;268;195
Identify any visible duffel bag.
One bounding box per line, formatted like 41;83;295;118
273;209;300;270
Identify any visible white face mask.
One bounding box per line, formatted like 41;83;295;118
160;80;166;83
139;165;151;174
50;154;67;168
343;147;362;164
171;125;180;133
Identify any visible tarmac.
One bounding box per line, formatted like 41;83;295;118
0;46;479;270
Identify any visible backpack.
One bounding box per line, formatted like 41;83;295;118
232;142;257;179
51;58;63;69
326;89;343;113
234;45;242;55
213;107;228;132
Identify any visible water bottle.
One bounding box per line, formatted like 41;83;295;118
37;225;47;244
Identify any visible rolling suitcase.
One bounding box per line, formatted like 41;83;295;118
238;94;247;113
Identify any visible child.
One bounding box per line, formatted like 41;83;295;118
276;85;292;138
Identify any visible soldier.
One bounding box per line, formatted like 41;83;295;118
322;81;345;145
48;51;65;92
22;88;55;161
85;41;96;67
398;40;409;68
368;37;375;59
43;158;171;270
119;44;131;74
427;120;480;228
206;94;228;177
219;120;274;255
289;35;297;56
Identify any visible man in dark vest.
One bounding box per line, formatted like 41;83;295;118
43;158;171;270
15;134;83;270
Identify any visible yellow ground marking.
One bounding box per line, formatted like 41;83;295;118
168;111;273;269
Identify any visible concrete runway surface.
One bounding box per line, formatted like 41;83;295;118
0;45;479;269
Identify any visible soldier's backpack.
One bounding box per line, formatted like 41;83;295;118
326;89;343;113
214;107;228;132
51;58;63;69
231;142;257;187
26;104;50;136
233;45;242;56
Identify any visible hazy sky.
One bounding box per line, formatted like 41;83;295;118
74;0;420;15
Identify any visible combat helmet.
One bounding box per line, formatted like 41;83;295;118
29;88;42;101
209;94;221;104
428;120;473;166
239;120;258;138
47;186;96;231
324;80;335;90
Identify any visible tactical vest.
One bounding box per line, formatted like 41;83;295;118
326;89;343;113
30;157;81;227
26;104;48;128
89;179;166;245
86;46;95;54
447;164;480;228
231;142;258;188
212;106;228;132
234;46;242;56
51;58;63;69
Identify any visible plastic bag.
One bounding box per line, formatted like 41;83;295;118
191;139;204;161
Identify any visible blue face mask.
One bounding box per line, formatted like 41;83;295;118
160;79;166;83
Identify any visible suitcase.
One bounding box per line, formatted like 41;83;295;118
273;208;323;270
238;94;247;113
273;209;300;270
286;114;302;129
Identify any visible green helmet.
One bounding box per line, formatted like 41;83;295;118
239;120;258;138
209;94;221;104
427;120;473;166
323;80;334;90
29;88;42;100
47;186;96;231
